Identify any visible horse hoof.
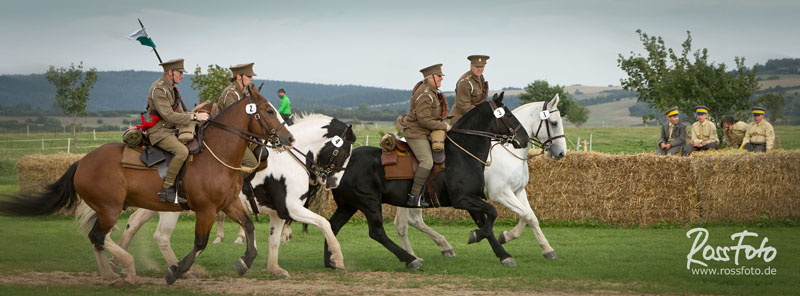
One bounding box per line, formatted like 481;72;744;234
182;270;200;279
406;258;423;270
233;238;244;245
467;229;481;244
212;237;222;245
164;265;179;285
441;249;456;258
235;258;249;276
498;231;510;244
501;257;517;267
543;251;558;260
109;273;135;286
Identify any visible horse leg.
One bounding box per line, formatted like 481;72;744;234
281;220;293;243
515;189;556;259
103;233;138;285
364;207;421;269
164;207;215;285
213;212;225;245
286;204;345;270
403;207;455;258
118;208;156;250
393;207;416;256
324;204;357;269
264;209;290;278
489;187;529;245
152;212;196;276
455;198;515;266
83;205;136;284
221;201;257;276
82;208;118;282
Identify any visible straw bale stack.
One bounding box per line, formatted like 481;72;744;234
16;153;84;193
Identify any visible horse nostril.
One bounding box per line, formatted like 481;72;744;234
289;136;295;143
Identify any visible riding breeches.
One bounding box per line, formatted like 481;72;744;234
407;138;433;196
242;148;258;180
156;135;189;187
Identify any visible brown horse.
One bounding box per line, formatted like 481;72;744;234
0;85;293;285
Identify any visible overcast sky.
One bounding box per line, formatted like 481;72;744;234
1;0;798;90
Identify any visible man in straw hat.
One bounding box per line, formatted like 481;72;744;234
399;64;451;208
656;107;686;155
217;62;261;200
682;105;719;156
147;58;209;203
449;55;489;125
741;106;775;152
721;115;749;149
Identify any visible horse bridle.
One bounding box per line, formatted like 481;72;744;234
449;100;522;145
203;87;289;149
532;102;565;151
288;129;354;186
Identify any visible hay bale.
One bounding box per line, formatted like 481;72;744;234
16;153;84;193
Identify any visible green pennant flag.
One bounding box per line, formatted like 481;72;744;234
128;28;156;48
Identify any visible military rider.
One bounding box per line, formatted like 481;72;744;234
449;55;489;125
147;58;209;203
402;64;451;208
217;63;261;198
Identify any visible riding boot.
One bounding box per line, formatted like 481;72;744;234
406;168;431;208
159;183;186;204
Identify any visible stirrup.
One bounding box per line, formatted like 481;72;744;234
159;186;186;204
406;193;430;208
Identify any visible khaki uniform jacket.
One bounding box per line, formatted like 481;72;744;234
449;71;487;124
690;120;719;145
146;76;192;144
743;119;775;149
217;82;247;111
402;82;448;139
724;121;749;148
658;121;686;147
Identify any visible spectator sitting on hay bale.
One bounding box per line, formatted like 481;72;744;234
656;107;686;155
741;106;775;153
683;105;719;156
722;115;749;149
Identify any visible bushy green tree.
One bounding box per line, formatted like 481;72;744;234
566;103;590;127
191;64;231;103
518;80;577;122
758;92;785;123
45;62;97;151
617;30;760;122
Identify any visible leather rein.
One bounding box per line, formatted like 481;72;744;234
446;100;522;166
202;89;289;149
531;103;565;152
286;129;354;186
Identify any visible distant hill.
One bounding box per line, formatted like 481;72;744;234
0;71;413;111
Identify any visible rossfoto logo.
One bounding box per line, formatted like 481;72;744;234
685;228;777;276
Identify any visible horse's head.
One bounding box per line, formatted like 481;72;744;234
456;92;530;149
534;94;567;160
247;85;295;149
313;118;356;189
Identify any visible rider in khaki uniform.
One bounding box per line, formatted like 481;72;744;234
401;64;451;208
449;55;489;125
741;106;775;152
721;115;749;148
217;63;260;197
683;105;719;156
147;59;209;203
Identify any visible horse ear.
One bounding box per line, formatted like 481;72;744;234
496;91;505;105
491;93;498;101
548;94;560;110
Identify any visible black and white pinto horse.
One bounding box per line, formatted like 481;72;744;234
116;114;356;278
326;93;530;269
394;95;567;260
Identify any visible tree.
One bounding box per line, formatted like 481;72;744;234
518;80;577;122
45;62;97;152
617;30;760;122
191;64;231;103
567;103;590;127
758;92;785;123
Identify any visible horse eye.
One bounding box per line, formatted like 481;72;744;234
267;109;274;114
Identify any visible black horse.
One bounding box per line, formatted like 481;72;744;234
325;93;530;269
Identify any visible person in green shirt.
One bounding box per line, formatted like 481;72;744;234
277;88;293;125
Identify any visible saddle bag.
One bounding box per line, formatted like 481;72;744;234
430;129;445;152
122;128;143;148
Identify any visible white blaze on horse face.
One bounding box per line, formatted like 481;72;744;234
539;110;551;121
493;107;506;118
331;136;343;148
245;103;257;114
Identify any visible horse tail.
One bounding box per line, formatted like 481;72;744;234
0;161;81;217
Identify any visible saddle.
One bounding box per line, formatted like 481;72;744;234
380;133;445;207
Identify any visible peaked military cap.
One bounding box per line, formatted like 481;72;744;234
752;106;766;115
230;63;257;77
695;105;709;114
665;107;679;117
467;55;490;67
160;58;187;73
420;64;444;78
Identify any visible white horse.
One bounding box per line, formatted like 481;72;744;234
116;114;356;278
393;95;567;259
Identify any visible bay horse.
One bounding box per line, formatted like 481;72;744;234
326;92;530;270
115;114;356;279
394;95;567;260
0;85;294;285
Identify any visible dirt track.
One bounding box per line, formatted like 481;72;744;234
0;271;640;295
